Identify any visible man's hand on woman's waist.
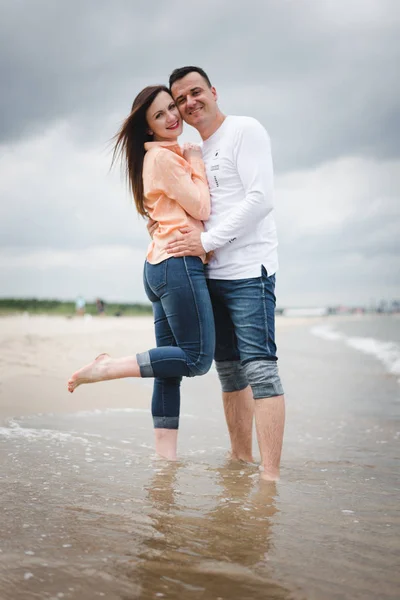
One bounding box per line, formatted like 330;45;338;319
166;227;205;257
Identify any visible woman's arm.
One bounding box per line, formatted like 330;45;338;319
150;148;210;221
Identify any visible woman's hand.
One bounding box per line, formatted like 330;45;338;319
182;142;202;161
147;218;158;239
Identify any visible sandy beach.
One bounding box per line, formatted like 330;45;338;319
0;313;310;425
1;313;399;600
0;314;160;425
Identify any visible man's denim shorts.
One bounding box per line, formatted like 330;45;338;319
207;266;278;364
207;266;284;398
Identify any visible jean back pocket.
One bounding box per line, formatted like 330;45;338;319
145;259;168;293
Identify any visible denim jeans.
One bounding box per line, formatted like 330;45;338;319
137;257;215;429
207;266;284;399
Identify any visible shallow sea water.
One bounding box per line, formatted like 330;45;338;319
1;316;399;599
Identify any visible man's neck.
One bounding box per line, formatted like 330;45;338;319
198;111;226;141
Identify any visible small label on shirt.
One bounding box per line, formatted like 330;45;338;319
210;165;219;171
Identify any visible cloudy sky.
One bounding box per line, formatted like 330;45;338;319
1;0;399;307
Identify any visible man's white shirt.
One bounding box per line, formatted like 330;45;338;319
200;115;279;280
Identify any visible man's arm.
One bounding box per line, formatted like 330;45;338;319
201;119;274;253
166;119;274;257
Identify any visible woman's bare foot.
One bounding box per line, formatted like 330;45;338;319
154;429;178;460
67;353;110;393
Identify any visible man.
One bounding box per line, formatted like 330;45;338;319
166;66;285;481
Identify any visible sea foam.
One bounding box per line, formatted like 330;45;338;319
311;324;400;383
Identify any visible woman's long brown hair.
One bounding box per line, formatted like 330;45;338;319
112;85;170;216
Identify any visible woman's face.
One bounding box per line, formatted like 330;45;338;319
146;91;183;142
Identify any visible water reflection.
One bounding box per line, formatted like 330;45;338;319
131;460;291;600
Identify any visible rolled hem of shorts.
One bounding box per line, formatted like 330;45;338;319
215;359;248;393
136;351;154;378
153;416;179;430
220;381;249;393
242;356;278;366
253;384;284;400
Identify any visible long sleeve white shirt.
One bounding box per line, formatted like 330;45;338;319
200;115;279;279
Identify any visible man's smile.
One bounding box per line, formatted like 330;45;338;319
188;106;203;116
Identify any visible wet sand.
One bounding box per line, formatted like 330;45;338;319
1;314;399;600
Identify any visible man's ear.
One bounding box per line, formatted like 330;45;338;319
211;86;218;102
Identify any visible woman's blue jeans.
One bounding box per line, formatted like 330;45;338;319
137;257;215;430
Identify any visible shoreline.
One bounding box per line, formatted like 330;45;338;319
0;312;392;426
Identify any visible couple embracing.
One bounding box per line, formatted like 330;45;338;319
68;66;285;482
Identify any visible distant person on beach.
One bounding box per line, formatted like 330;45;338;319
96;298;106;316
75;295;86;316
162;66;286;481
67;85;215;460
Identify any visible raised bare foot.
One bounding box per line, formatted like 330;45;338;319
67;353;110;393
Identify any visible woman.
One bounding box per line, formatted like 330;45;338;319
67;85;215;460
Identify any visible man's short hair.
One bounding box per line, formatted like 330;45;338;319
169;66;212;90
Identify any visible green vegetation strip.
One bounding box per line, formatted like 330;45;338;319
0;299;152;317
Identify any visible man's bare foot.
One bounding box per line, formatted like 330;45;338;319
67;353;110;393
259;465;280;482
226;450;256;464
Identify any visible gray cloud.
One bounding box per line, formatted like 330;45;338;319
276;201;400;306
1;0;399;171
0;0;399;305
280;210;400;267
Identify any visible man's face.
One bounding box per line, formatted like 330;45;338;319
171;72;218;130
